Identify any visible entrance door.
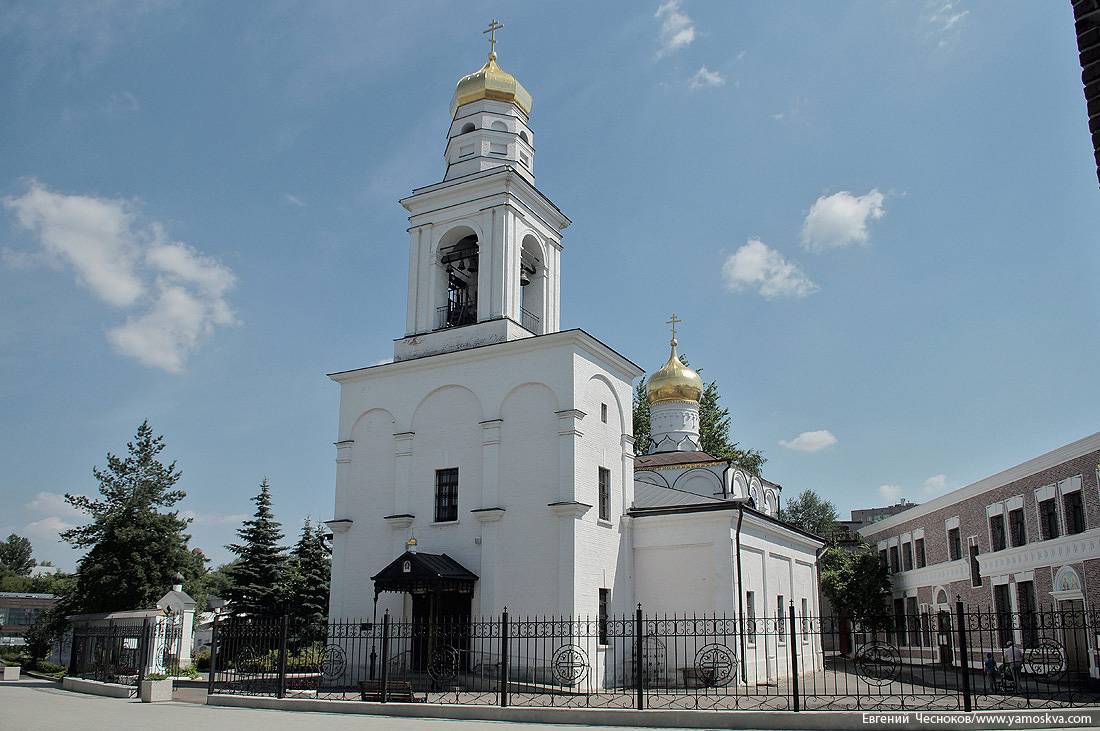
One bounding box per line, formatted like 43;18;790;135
410;591;473;673
1059;599;1089;675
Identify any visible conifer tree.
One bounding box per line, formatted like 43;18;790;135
59;421;194;615
225;479;286;617
286;517;331;638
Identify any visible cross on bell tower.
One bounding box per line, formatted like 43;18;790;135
483;19;504;58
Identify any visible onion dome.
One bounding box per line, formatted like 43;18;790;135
646;336;703;404
450;51;532;117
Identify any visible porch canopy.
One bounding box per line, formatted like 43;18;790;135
371;551;478;597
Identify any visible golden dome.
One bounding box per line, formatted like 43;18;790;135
646;337;703;404
450;52;532;117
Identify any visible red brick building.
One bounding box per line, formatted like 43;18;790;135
860;432;1100;676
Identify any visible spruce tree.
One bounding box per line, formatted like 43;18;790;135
287;517;331;639
225;479;286;617
60;421;194;615
0;534;35;576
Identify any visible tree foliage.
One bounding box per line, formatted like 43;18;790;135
819;544;891;628
286;518;331;638
225;479;287;617
59;421;195;616
632;355;766;474
778;490;840;541
0;534;35;576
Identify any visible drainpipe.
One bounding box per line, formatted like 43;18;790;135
736;502;746;684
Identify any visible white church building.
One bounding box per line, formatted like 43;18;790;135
325;37;823;681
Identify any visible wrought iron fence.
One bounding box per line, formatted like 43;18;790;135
207;601;1100;711
68;617;185;686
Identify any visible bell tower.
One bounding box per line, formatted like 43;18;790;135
394;22;569;362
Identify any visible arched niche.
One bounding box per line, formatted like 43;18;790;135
436;226;480;330
1052;565;1085;600
672;467;723;497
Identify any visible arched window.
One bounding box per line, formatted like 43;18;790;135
459;122;476;134
436;228;479;329
519;235;545;333
490;120;508;131
519;130;530;143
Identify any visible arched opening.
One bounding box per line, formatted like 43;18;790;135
519;235;545;333
436;227;479;329
519;130;529;143
459;122;476;134
490;120;508;131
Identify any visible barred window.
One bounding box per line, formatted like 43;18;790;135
598;466;611;521
435;468;459;522
777;595;786;643
598;588;609;645
745;591;756;646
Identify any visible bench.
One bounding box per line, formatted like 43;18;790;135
359;679;424;703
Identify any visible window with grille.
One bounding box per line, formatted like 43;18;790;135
600;403;608;423
990;514;1006;551
745;591;756;646
1064;491;1085;535
598;466;611;521
434;468;459;522
598;588;609;645
969;542;982;587
777;595;786;643
915;538;926;568
800;598;809;641
1009;508;1026;547
1040;498;1060;540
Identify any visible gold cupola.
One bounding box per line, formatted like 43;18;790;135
450;51;532;117
646;318;703;404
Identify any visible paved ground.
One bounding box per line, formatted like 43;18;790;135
0;680;659;731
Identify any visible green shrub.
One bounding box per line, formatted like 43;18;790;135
35;661;66;674
145;672;169;681
172;665;200;679
193;648;210;671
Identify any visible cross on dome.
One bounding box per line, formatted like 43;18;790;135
666;313;682;346
483;19;504;59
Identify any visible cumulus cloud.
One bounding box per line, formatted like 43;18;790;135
655;0;695;57
26;491;86;520
688;66;725;91
801;189;886;252
4;181;237;373
23;515;77;543
181;509;249;526
779;430;838;453
923;474;948;494
722;239;818;299
879;484;903;502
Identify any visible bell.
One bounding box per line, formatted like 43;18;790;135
520;272;531;286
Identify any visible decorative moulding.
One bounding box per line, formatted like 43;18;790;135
977;529;1100;577
323;519;353;534
471;507;506;523
383;513;415;529
548;501;592;520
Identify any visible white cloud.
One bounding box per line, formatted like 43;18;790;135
282;193;306;207
655;0;695;58
688;66;725;91
879;484;903;502
23;515;77;543
927;2;969;39
182;509;249;526
722;239;818;299
923;474;948;494
779;430;838;453
801;189;886;252
104;90;140;115
4;181;237;373
26;491;86;520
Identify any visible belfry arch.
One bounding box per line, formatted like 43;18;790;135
436;226;480;330
519;234;546;334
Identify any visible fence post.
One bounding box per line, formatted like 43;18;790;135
137;617;151;685
955;597;971;712
276;614;289;699
499;608;510;707
789;600;800;712
207;613;219;695
380;610;391;703
635;604;645;710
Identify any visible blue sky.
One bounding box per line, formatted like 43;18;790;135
1;1;1096;571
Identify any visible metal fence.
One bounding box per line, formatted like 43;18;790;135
208;601;1100;712
68;618;184;686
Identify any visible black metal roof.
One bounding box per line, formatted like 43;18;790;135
371;551;478;596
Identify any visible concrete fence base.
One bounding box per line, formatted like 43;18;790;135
61;676;134;699
2;666;20;681
206;694;1100;730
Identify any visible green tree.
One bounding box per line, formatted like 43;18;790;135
286;517;331;638
778;490;840;541
186;559;237;613
819;544;891;629
0;534;35;576
59;421;195;615
225;479;287;617
22;610;59;670
632;356;766;474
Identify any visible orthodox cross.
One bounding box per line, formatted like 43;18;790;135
666;313;682;343
483;19;504;56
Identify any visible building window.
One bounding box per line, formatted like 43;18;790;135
1008;508;1026;547
990;514;1006;552
1017;580;1038;645
434;468;459;522
800;598;809;641
1039;498;1060;540
1064;491;1085;535
948;527;962;561
969;542;981;587
598;467;611;521
745;591;756;646
889;546;900;574
915;538;926;568
600;403;607;423
902;542;913;571
906;596;920;646
894;598;907;647
993;584;1012;647
598;588;609;645
777;596;786;643
879;549;888;571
